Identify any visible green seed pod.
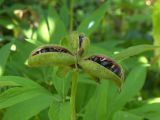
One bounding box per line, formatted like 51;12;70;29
28;45;75;67
60;32;90;56
79;54;124;88
78;33;90;56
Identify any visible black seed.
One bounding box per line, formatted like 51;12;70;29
113;67;120;75
92;57;98;62
54;48;58;52
100;57;106;61
41;49;47;53
44;47;51;52
79;34;84;48
86;55;123;78
36;50;41;54
102;61;113;68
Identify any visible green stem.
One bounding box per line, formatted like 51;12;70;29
69;0;74;32
70;69;78;120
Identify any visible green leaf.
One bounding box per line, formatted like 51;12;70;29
47;6;67;44
0;87;47;109
0;76;43;88
0;42;12;76
153;1;160;56
113;111;142;120
0;76;51;109
129;103;160;119
84;81;110;120
113;45;157;61
3;94;54;120
52;67;72;99
60;5;69;28
77;1;110;36
48;100;70;120
0;0;4;6
76;74;97;113
110;66;147;116
37;13;50;43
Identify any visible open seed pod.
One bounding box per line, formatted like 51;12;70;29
61;32;90;56
77;33;90;56
79;54;124;88
28;45;75;67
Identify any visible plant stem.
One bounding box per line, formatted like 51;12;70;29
70;69;78;120
69;0;74;32
70;50;79;120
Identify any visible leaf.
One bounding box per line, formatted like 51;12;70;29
0;76;51;109
0;87;47;109
113;111;142;120
48;100;70;120
113;45;157;61
110;66;147;116
77;1;111;36
37;13;50;43
0;42;12;76
153;1;160;56
60;5;69;28
76;74;97;113
84;81;109;120
0;0;4;6
47;6;67;44
3;94;54;120
52;67;72;99
0;76;43;88
129;103;160;119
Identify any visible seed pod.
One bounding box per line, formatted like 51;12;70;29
79;54;124;88
61;32;90;56
78;33;90;56
28;45;75;67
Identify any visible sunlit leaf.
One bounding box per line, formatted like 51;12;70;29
77;1;111;36
113;45;157;61
47;6;67;44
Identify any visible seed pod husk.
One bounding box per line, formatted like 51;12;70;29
60;32;90;56
78;33;90;56
28;45;75;67
79;54;124;88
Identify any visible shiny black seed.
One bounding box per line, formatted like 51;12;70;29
102;61;113;68
100;57;106;61
41;49;47;53
45;47;52;52
32;46;72;56
94;57;100;62
112;67;120;74
36;50;41;54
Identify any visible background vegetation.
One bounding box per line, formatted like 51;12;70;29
0;0;160;120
